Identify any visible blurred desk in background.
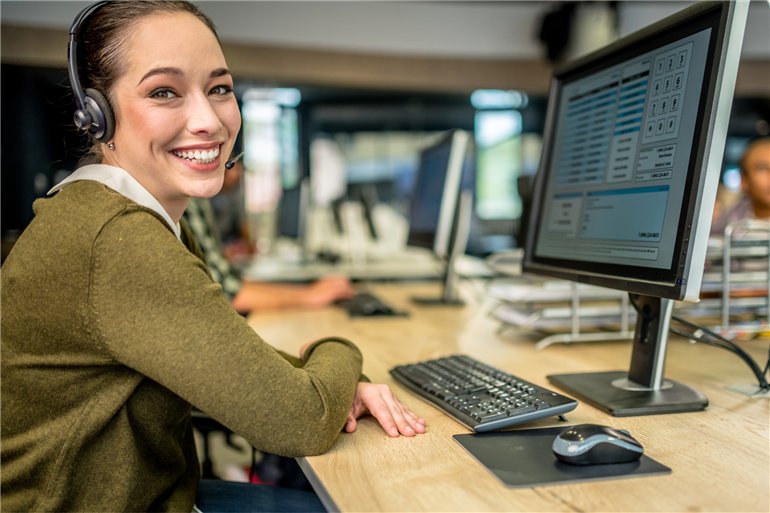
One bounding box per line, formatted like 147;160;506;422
242;251;494;282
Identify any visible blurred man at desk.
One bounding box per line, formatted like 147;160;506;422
183;194;355;314
711;137;770;235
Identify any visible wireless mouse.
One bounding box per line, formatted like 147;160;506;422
552;424;644;465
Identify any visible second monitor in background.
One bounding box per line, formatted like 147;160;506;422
407;129;475;305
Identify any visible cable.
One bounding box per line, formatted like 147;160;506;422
670;314;769;390
669;324;769;390
627;293;769;390
672;314;746;354
764;345;770;377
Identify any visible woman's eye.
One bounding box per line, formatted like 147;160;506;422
149;88;177;99
210;85;233;96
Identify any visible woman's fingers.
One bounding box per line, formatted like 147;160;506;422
351;383;426;437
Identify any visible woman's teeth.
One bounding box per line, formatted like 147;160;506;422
173;147;219;164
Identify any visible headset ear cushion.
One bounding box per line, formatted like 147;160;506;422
84;88;115;142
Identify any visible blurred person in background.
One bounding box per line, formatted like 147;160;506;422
711;137;770;236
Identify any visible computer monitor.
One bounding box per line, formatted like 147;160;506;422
407;129;473;304
276;184;304;239
407;130;469;257
275;178;310;261
523;1;748;416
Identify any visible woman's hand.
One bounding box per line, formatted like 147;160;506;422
344;382;427;437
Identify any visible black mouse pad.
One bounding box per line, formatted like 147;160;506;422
453;426;671;488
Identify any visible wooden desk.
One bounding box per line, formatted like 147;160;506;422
248;282;770;512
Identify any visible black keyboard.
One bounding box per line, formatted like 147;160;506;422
390;354;578;432
335;292;406;317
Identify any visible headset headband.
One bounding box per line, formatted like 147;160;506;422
67;1;108;114
68;1;115;142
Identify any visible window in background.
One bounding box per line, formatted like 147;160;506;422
471;90;527;222
722;137;749;191
241;87;301;252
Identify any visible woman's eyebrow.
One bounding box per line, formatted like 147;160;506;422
138;67;183;86
138;67;232;86
211;68;231;79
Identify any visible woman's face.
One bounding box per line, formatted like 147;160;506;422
103;12;241;221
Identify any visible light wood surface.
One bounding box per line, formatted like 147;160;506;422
248;281;770;513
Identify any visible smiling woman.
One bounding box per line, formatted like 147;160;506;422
0;2;425;512
99;10;241;220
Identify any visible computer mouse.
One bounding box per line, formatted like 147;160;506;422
552;424;643;465
352;293;395;316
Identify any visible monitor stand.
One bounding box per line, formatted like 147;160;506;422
548;294;708;416
412;191;473;307
411;255;465;306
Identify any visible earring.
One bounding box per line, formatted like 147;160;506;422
107;142;116;150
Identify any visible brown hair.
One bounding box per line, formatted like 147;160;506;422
76;0;220;161
739;136;770;175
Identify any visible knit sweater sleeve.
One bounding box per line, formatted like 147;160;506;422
89;208;362;457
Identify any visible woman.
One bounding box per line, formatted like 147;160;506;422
0;2;425;511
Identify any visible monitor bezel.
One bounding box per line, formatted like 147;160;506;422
523;1;744;302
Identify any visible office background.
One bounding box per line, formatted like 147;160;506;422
2;1;769;260
1;4;769;507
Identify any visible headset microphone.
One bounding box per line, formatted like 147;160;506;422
225;151;245;170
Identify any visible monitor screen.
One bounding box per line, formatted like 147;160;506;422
523;1;747;416
276;186;303;239
525;1;746;303
407;130;469;259
275;177;310;250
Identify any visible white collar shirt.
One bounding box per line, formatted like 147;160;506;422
48;164;181;240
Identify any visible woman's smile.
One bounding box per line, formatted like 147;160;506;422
171;144;222;170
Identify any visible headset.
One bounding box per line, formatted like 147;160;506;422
67;1;115;142
67;1;243;168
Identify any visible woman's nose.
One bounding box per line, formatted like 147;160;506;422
186;93;223;135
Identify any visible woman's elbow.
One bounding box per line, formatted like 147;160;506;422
276;421;344;457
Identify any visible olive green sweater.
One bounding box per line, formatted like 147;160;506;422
1;181;363;512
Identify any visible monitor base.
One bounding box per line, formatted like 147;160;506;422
410;296;465;307
548;371;708;417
